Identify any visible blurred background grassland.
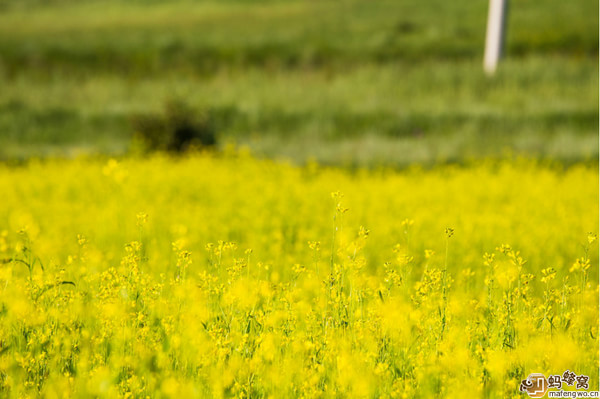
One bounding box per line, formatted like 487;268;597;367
0;0;597;166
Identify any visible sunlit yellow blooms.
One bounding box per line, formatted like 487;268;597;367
540;267;557;284
0;154;596;398
570;257;591;273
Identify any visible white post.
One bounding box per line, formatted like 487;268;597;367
484;0;508;75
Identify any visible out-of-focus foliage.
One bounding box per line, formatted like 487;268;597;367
131;100;217;153
0;0;597;164
0;153;597;397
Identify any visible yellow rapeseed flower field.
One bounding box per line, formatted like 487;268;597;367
0;152;597;398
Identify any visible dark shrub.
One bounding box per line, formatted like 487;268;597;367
131;100;217;153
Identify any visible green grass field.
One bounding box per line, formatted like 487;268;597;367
0;0;598;165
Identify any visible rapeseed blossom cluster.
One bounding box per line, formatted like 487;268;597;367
0;152;597;398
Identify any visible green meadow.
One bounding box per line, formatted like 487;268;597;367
0;0;597;166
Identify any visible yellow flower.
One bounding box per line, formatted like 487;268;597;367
588;232;597;244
